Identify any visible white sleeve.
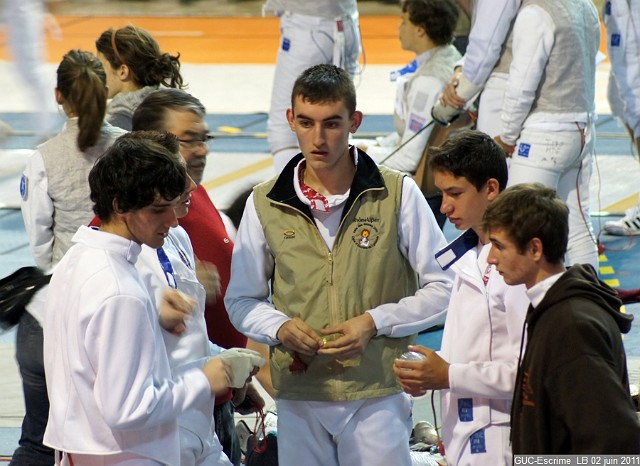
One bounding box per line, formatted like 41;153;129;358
605;0;640;136
87;295;212;430
20;150;55;271
367;177;453;337
224;193;291;345
499;5;555;145
462;0;521;86
383;75;443;174
448;283;529;399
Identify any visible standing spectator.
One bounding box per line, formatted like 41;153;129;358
602;0;640;235
225;64;453;466
394;130;529;465
95;25;184;131
14;49;125;466
494;0;600;269
264;0;361;172
132;89;251;466
484;183;640;454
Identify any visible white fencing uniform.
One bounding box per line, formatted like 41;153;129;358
501;0;600;268
436;232;528;466
603;0;640;138
2;0;58;135
361;45;461;174
137;226;231;466
264;0;361;172
44;226;213;466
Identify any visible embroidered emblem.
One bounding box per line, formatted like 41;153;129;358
283;229;295;240
19;174;28;201
282;37;291;51
352;223;379;249
517;143;531;157
605;1;611;15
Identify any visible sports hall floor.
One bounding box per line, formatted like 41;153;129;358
1;0;640;460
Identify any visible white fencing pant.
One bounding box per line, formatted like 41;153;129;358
267;11;361;172
507;122;598;268
276;393;413;466
2;0;58;135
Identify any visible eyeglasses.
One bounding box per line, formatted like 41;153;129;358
177;134;215;151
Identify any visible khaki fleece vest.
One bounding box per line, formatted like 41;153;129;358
253;166;418;401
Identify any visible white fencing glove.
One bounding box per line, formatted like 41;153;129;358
431;73;482;126
216;348;266;388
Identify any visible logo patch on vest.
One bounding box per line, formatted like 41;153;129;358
283;229;295;240
351;223;379;249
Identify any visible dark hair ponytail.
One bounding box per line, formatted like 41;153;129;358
96;25;185;89
56;50;108;151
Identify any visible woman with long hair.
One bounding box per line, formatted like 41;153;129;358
96;25;185;130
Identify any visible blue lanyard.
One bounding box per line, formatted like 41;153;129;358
157;247;177;289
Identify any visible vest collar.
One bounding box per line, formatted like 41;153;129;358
267;148;386;222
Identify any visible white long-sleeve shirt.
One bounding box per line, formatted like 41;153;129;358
43;226;212;465
225;163;453;345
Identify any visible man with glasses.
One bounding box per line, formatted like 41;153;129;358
133;89;254;466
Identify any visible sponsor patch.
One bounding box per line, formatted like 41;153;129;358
20;174;28;201
611;33;621;47
605;1;611;15
470;429;487;454
458;398;473;422
517;143;531;157
282;37;291;51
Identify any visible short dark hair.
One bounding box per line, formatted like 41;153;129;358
483;183;569;264
291;64;356;115
132;88;206;132
401;0;459;46
429;129;508;191
89;131;185;221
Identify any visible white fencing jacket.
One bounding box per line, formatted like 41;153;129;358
436;232;528;465
43;226;212;465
